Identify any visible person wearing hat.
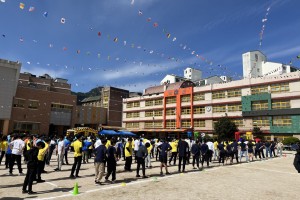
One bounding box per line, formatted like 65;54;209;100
70;135;83;178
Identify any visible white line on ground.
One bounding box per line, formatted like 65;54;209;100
45;182;58;187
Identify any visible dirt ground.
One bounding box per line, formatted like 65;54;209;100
0;152;299;200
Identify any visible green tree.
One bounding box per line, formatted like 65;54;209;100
214;117;237;140
282;137;300;145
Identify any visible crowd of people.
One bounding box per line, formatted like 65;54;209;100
0;133;293;195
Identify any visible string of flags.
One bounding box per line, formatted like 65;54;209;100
259;5;271;47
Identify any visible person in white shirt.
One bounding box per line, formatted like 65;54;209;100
55;135;65;171
9;134;25;175
206;140;214;162
94;137;102;149
134;138;140;163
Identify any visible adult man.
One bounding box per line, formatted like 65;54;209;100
124;138;133;171
70;135;83;178
9;134;25;175
265;140;272;158
177;138;189;173
134;138;140;163
63;137;71;165
54;135;65;171
136;140;149;178
191;140;200;169
206;139;214;162
169;139;178;166
82;137;92;164
46;138;56;165
201;140;210;168
231;140;239;163
22;141;44;194
105;139;117;183
293;143;300;173
95;139;107;184
157;139;171;176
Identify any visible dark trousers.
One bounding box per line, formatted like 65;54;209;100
233;150;239;163
201;153;209;167
9;154;22;173
255;149;261;159
134;151;138;162
178;156;186;172
5;154;11;168
0;151;5;164
192;155;200;168
219;151;225;164
71;156;82;176
47;148;54;165
36;160;44;180
208;150;213;162
187;151;191;164
105;161;116;181
169;152;177;165
271;149;276;157
156;149;159;161
64;150;69;164
136;157;145;176
23;167;37;192
151;148;154;158
125;156;132;171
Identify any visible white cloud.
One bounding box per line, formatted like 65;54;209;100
267;45;300;60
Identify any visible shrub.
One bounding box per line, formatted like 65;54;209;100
282;137;300;145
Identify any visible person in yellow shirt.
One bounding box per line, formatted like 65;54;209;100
0;136;8;165
144;139;152;168
36;140;49;183
124;138;133;171
70;135;83;178
168;139;178;165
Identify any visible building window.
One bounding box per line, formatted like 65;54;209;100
212;91;226;99
13;98;26;108
181;95;190;103
13;122;40;134
125;122;139;128
166;97;176;104
253;117;269;126
181;108;191;115
212;105;226;113
126;101;140;108
51;103;73;112
154;99;163;106
270;83;289;93
251;101;268;111
145;100;154;107
272;100;290;109
194;93;205;101
231;119;244;127
166;120;176;128
273;116;292;126
126;112;140;118
145;111;153;117
193;106;205;114
166;108;176;116
28;100;39;109
181;120;191;128
154;110;163;116
145;122;162;128
251;85;268;95
194;119;205;127
227;89;241;98
227;104;242;112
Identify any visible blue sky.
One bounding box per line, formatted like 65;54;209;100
1;0;300;93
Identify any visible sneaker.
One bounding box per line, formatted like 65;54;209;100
160;172;163;176
36;179;45;183
19;173;25;176
69;175;75;179
142;176;149;179
8;172;13;176
22;190;28;194
75;175;81;178
54;168;59;171
136;174;141;177
111;180;115;184
28;191;37;195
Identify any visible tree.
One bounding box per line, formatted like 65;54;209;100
214;117;237;140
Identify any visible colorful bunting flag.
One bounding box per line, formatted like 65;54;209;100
43;11;48;17
61;18;66;24
29;6;35;12
19;3;25;10
153;22;158;27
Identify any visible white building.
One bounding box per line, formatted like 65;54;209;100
0;59;21;134
184;67;202;81
243;50;297;78
160;74;186;85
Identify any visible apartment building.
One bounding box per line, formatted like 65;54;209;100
0;59;21;135
122;71;300;140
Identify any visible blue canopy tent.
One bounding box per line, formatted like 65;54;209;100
98;129;118;136
118;131;137;137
